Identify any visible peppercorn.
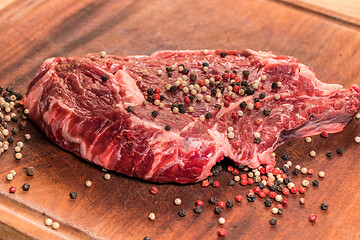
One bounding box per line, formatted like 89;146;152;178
178;209;186;217
210;197;218;205
70;191;77;199
292;169;300;175
189;73;197;82
326;151;332;157
214;206;222;214
254;138;261;144
247;195;256;202
194;206;202;214
11;116;18;123
143;237;151;240
205;113;212;119
202;62;209;67
309;214;317;222
245;85;255;95
259;92;265;99
336;147;343;154
126;106;133;113
265;199;273;207
26;167;35;176
242;70;250;77
101;75;108;81
151;111;158;117
226;200;233;208
220;52;227;58
8;136;14;143
253;97;260;103
150;187;158;194
228;180;235;186
263;108;271;116
321;203;329;210
147;89;155;95
240;102;247;109
213;181;220;188
182;68;189;74
22;183;30;191
284;178;291;185
11;128;18;135
271;82;278;89
208;178;215;184
9;186;16;193
312;180;319;187
218;228;226;237
170;86;178;92
167;72;172;77
269;217;277;225
165;125;171;131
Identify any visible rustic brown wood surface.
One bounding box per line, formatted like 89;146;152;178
0;0;360;239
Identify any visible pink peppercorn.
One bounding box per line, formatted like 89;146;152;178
320;131;328;138
9;186;16;193
282;188;290;195
270;192;277;198
218;228;226;237
213;181;220;188
155;88;160;94
230;72;237;79
259;191;266;198
233;85;240;93
307;169;314;175
240;174;247;179
222;73;229;80
290;186;298;194
272;169;279;176
224;95;231;101
247;178;254;185
232;112;238;119
224;101;230;107
215;75;221;81
232;169;239;175
150;187;158;195
309;214;317;222
235;195;243;202
282;198;288;207
240;179;247;186
196;200;204;206
227;166;234;172
260;168;266;175
263;188;269;195
299;187;306;194
254;102;261;109
254;186;261;194
202;180;210;187
218;201;225;208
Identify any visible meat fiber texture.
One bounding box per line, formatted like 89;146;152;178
24;49;360;183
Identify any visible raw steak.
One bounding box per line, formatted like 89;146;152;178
24;49;360;183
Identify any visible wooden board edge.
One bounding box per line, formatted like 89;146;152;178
0;192;100;240
275;0;360;29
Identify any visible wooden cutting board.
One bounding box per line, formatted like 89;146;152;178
0;0;360;239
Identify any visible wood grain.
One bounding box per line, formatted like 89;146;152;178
0;0;360;239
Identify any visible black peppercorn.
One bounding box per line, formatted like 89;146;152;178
165;125;171;131
241;80;248;87
264;199;273;207
220;52;227;58
26;167;35;176
101;75;108;81
11;128;18;135
160;95;165;101
258;182;265;189
240;102;247;109
6;86;14;93
8;136;14;143
22;183;30;191
178;209;186;217
336;147;343;154
226;200;233;208
254;138;261;144
278;207;284;215
143;237;151;240
247;195;256;202
167;72;172;77
270;185;277;191
253;97;260;103
147;89;154;95
214;164;222;171
245;85;255;95
326;151;333;157
242;70;250;77
211;168;219;176
189;95;194;102
284;177;291;185
147;96;154;102
205;113;212;119
202;62;209;67
292;169;300;175
214;206;222;214
269;217;277;225
211;88;218;95
321;203;329;210
208;178;215;184
126;106;133;113
259;92;265;99
182;69;189;74
170;86;178;92
194;206;202;214
209;197;218;205
271;82;278;89
282;153;290;160
166;66;173;72
214;104;222;110
70;191;77;199
312;180;319;187
189;73;197;81
151;111;158;117
263;108;272;116
228;180;235;186
11;116;18;122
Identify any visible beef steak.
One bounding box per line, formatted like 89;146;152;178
24;49;360;183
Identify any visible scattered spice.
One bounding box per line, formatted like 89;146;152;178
148;213;156;221
269;217;277;225
326;151;333;157
218;217;226;225
85;180;92;187
52;222;60;230
312;180;319;187
336;147;343;154
22;183;30;191
309;214;317;222
299;198;305;205
70;191;77;199
45;218;53;226
194;206;202;214
305;137;312;143
26;166;35;176
321;203;329;210
178;209;186;217
104;173;111;180
218;228;226;237
150;187;158;195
